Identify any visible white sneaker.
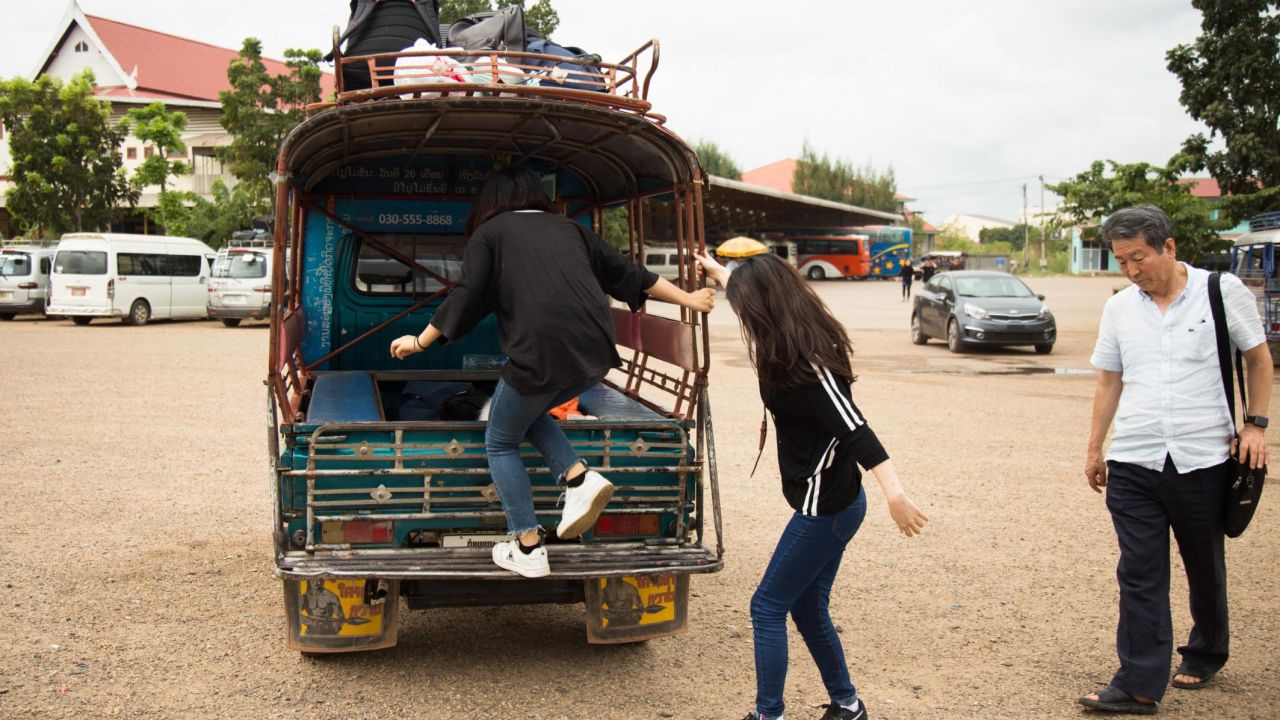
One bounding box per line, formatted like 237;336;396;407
556;470;615;539
491;539;550;578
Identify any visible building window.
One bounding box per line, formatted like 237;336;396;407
126;147;137;160
74;41;89;53
166;149;186;160
144;147;155;159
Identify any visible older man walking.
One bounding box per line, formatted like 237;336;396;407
1079;205;1271;714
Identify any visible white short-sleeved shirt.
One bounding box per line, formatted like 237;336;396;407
1090;264;1266;472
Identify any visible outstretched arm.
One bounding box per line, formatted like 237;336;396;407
644;276;715;313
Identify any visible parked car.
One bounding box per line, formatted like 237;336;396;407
0;243;57;319
208;232;273;327
911;270;1056;354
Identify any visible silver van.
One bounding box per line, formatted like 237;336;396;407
0;244;57;319
207;233;272;327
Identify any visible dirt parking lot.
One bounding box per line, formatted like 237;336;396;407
1;275;1277;720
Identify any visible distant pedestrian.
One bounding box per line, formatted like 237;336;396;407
920;258;936;283
899;257;914;301
1079;205;1271;715
695;250;928;720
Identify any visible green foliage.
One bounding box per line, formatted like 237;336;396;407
694;140;742;180
600;206;630;250
1048;160;1233;264
127;102;188;192
0;70;136;236
218;39;323;213
153;180;257;247
1167;0;1280;220
792;141;898;213
439;0;561;39
979;224;1043;251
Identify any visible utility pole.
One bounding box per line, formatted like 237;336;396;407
1038;174;1046;269
1022;183;1029;270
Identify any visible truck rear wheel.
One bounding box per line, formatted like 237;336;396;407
71;316;92;326
222;318;242;328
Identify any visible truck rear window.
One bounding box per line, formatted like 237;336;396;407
216;252;268;279
0;252;31;277
353;234;465;295
54;250;107;275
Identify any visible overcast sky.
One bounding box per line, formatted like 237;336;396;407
0;0;1210;225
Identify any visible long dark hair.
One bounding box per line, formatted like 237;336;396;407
466;165;555;234
725;253;855;390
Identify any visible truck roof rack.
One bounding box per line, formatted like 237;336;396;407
228;228;273;248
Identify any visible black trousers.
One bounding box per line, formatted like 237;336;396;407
1105;456;1229;701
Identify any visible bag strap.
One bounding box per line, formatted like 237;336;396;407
1208;272;1244;431
749;408;767;478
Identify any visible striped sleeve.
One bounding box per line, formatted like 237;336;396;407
810;365;889;470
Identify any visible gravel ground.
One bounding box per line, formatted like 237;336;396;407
0;276;1276;720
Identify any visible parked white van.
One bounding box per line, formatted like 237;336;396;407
208;242;272;327
49;233;217;326
0;243;58;319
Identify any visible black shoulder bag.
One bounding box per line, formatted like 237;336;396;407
1207;272;1267;538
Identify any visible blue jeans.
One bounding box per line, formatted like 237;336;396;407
752;490;867;719
485;376;599;535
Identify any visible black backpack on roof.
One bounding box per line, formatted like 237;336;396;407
329;0;443;92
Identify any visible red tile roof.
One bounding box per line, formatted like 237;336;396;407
83;14;334;103
742;158;796;193
1180;177;1221;199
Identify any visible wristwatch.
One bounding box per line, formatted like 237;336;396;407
1244;415;1269;429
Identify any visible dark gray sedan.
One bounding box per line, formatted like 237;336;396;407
911;271;1056;354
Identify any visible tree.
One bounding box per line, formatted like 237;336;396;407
1048;160;1232;264
218;40;323;213
979;224;1043;251
156;179;258;247
0;70;136;236
694;140;742;180
1167;0;1280;220
439;0;561;39
792;141;897;213
127;102;190;232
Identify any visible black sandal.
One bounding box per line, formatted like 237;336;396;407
1078;686;1158;714
1171;661;1217;690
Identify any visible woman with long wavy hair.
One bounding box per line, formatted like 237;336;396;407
696;251;928;720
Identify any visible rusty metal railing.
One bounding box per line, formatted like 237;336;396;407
327;40;662;120
288;422;697;553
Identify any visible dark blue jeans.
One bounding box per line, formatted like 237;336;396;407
751;489;867;718
1105;456;1229;702
485;375;600;535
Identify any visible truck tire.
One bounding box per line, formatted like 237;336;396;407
71;316;92;326
222;318;242;328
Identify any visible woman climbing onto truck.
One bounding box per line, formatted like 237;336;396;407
390;165;714;578
694;251;928;720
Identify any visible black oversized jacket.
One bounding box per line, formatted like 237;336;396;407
431;211;657;394
762;366;889;516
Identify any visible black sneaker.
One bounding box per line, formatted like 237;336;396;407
819;700;867;720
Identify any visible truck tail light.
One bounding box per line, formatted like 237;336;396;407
106;278;114;300
17;282;37;290
320;520;394;545
592;513;661;538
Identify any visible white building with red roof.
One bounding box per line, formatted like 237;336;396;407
1;1;332;236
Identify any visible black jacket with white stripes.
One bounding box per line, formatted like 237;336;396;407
762;366;889;516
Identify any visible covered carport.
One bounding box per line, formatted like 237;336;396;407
701;175;902;241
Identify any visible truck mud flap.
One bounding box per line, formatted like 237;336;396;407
282;577;400;653
584;574;689;644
